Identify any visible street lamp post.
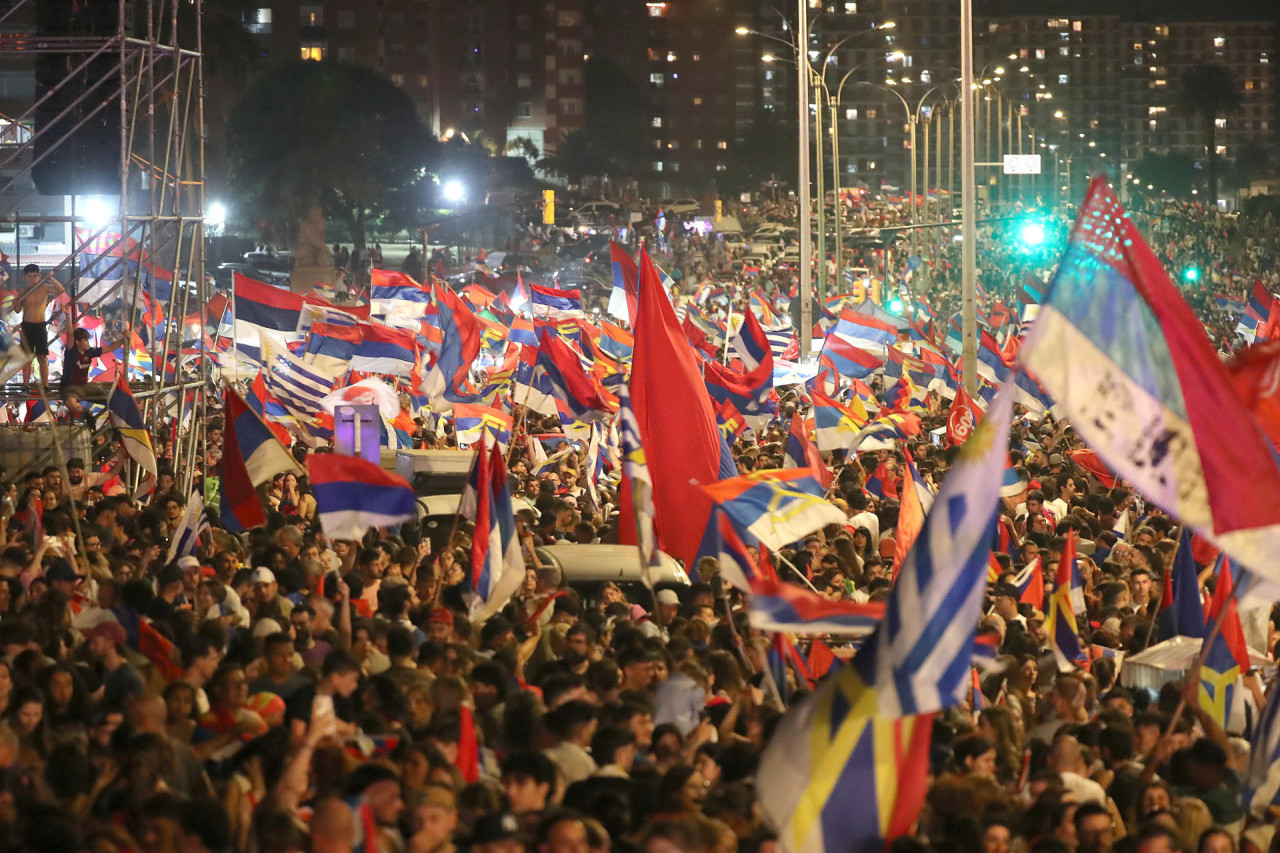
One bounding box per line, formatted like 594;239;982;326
960;0;978;395
737;18;892;346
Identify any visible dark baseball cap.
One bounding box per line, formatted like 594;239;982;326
472;812;521;845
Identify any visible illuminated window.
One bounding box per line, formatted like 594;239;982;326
1213;36;1225;47
717;140;728;149
845;108;857;120
390;73;404;86
1035;49;1045;59
654;161;663;171
300;5;322;26
693;96;702;105
300;43;325;61
1058;74;1069;84
652;116;662;128
1215;117;1227;128
1246;80;1254;90
650;73;664;85
1059;47;1069;56
646;3;667;16
1072;21;1082;32
667;52;677;62
866;109;876;119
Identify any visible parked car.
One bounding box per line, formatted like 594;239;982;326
534;543;690;608
663;198;700;214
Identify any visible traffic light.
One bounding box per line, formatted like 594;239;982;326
1019;221;1046;247
543;189;555;225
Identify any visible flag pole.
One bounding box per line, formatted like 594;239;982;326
959;0;978;395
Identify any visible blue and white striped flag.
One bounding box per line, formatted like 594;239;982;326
1243;675;1280;817
618;382;662;585
850;380;1014;717
261;334;342;420
166;492;211;563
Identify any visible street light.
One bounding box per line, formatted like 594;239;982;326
442;180;465;203
736;13;891;354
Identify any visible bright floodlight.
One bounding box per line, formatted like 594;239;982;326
442;180;465;203
734;26;749;34
81;196;114;229
207;201;227;229
1020;221;1046;247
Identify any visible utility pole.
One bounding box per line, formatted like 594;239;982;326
960;0;977;395
797;0;813;360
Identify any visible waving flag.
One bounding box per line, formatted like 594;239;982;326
600;320;634;361
628;249;725;566
616;382;664;584
1161;528;1207;639
166;492;210;563
308;453;416;541
1013;557;1045;608
534;327;616;422
453;403;513;451
1199;557;1251;730
107;374;157;496
892;454;932;576
530;283;584;320
732;307;774;376
221;387;287;531
305;321;361;369
704;359;776;416
459;439;526;622
750;576;885;635
783;412;831;487
607;241;640;323
851;380;1014;717
819;333;884;381
811;383;867;452
429;281;482;407
758;655;934;853
832;309;898;348
1048;533;1087;671
1244;669;1280;816
1020;176;1280;584
711;508;761;591
702;469;845;552
234;272;303;335
352;323;416;376
371;269;431;326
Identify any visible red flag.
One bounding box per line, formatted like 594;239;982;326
1068;448;1117;488
220;388;268;531
138;620;184;682
807;639;838;680
946;385;979;446
1019;558;1045;609
1207;559;1250;671
630;248;722;566
892;455;926;577
1224;339;1280;448
455;704;481;783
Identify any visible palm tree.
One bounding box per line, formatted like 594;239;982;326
1177;64;1244;204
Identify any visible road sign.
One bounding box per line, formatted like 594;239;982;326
1003;154;1042;175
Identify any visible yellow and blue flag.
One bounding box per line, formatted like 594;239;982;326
701;469;845;553
1048;533;1087;672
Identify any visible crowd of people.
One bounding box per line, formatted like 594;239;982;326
0;187;1279;853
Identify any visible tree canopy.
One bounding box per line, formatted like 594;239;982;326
227;60;436;248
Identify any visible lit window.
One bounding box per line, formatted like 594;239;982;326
866;109;876;119
652;116;662;128
1246;80;1254;90
717;140;728;149
654;161;663;172
1072;20;1082;31
695;139;702;149
693;53;700;61
844;1;857;11
845;108;857;120
1215;117;1227;128
667;51;677;62
300;43;325;61
1059;46;1069;56
867;160;876;170
646;3;667;16
390;73;404;86
650;73;664;85
693;96;702;105
1058;74;1069;84
300;5;322;26
1214;36;1225;47
715;163;726;172
1035;49;1045;59
1133;42;1142;50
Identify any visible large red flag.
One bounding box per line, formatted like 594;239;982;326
629;248;722;566
1223;339;1280;449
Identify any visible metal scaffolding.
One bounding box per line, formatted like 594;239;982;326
0;0;208;490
